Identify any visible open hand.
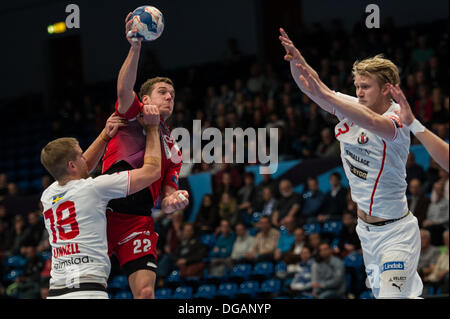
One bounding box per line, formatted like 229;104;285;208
387;83;415;126
279;28;302;62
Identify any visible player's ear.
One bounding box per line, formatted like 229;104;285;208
142;95;151;104
381;83;391;96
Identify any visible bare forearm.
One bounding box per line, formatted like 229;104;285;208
117;47;141;114
415;129;449;172
326;91;395;140
83;130;109;173
128;126;161;194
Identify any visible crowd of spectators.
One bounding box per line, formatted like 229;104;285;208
0;17;448;298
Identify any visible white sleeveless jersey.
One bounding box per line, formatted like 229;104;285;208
332;92;410;219
40;171;130;289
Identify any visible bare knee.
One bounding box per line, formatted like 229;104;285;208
137;286;154;299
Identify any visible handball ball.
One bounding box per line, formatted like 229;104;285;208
129;6;164;41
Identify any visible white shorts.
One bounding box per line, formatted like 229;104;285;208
356;212;423;299
47;290;108;299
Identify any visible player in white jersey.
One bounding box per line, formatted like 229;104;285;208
279;28;423;298
40;105;162;299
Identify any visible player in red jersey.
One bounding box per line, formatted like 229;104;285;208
102;12;189;299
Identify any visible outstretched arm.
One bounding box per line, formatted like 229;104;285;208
388;84;449;172
279;28;334;113
295;63;397;141
83;114;127;173
117;12;143;115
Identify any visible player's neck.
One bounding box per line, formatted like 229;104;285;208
57;174;81;186
371;99;392;115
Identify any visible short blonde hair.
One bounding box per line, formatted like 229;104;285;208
139;77;174;99
352;54;400;87
40;137;79;181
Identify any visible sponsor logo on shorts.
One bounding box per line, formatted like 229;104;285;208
53;256;94;270
382;261;404;272
392;282;403;291
345;159;368;180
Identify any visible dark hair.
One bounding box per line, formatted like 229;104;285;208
330;172;342;181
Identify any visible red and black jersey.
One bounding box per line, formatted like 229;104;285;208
102;93;182;215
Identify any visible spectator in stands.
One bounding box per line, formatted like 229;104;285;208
411;35;435;66
7;182;19;197
418;229;441;280
22;211;44;248
218;192;239;228
273;215;297;262
300;177;325;224
15;241;44;299
195;194;220;235
408;178;430;227
406;153;426;184
423;180;449;245
237;172;258;225
208;220;236;277
245;216;279;263
255;173;279;202
8;214;27;256
0;203;11;227
334;212;361;258
284;228;307;270
311;242;346;299
414;84;433;125
255;187;276;221
230;223;254;264
315;127;340;158
0;173;8;200
246;63;265;95
214;171;239;200
289;246;314;296
307;232;322;257
174;223;207;279
320;172;347;222
423;230;449;295
155;210;184;282
0;218;14;256
271;179;301;228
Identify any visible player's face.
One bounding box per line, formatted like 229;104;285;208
73;146;89;179
354;74;387;110
146;82;175;119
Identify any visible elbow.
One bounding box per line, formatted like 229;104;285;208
148;165;162;184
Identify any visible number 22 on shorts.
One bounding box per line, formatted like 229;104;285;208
133;238;152;254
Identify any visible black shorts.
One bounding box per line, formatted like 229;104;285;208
122;253;158;278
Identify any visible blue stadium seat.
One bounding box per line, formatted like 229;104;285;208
229;263;252;283
155;288;173;299
4;255;27;268
259;279;281;295
248;227;259;236
39;251;52;261
251;262;274;281
4;269;24;282
204;268;228;285
216;282;238;299
330;238;340;249
359;290;375;299
114;291;133;299
344;252;364;269
108;275;129;290
275;261;287;278
303;223;321;235
172;286;193;299
238;281;259;298
194;284;217;299
17;180;30;191
166;270;182;287
322;221;342;236
251;212;262;224
200;233;216;250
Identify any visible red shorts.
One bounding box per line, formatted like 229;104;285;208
106;211;158;267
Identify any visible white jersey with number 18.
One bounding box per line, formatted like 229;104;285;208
40;171;130;290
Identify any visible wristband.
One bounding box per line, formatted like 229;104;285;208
100;130;111;142
407;119;425;135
